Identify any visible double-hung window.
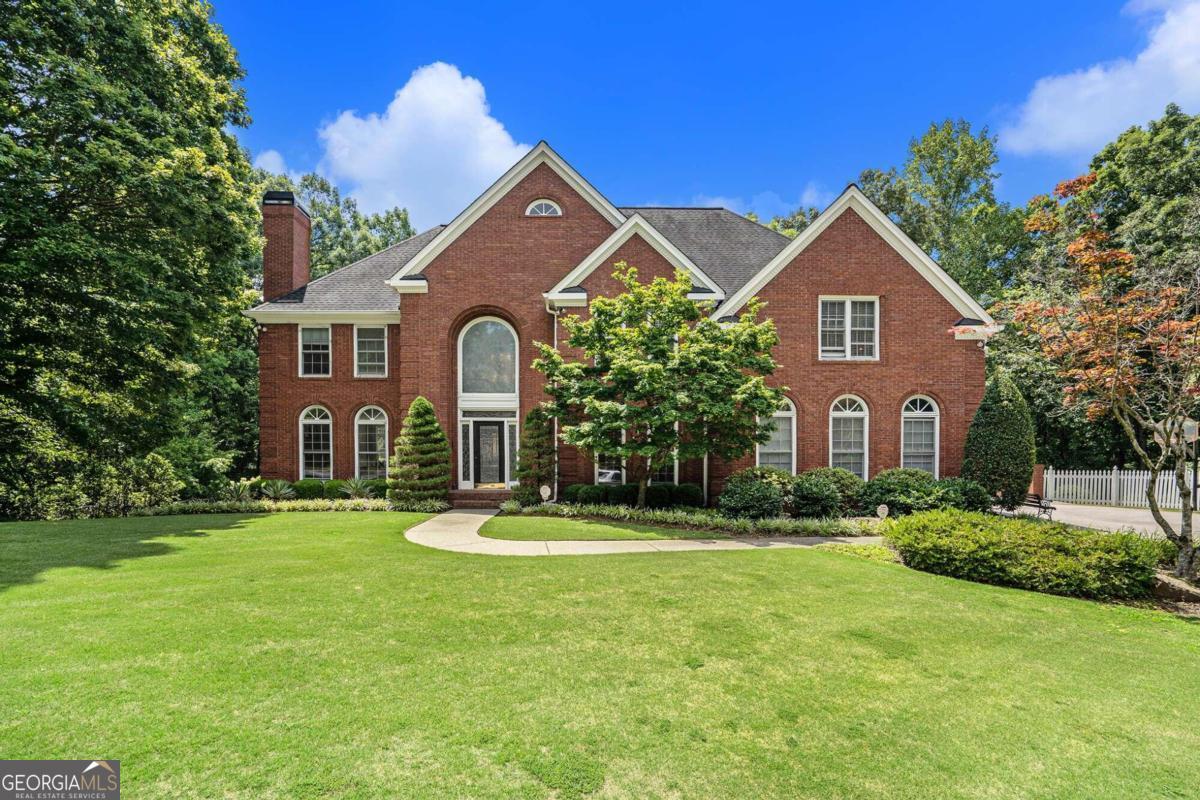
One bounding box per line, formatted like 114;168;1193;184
757;398;796;473
819;298;878;360
300;326;331;376
354;326;387;377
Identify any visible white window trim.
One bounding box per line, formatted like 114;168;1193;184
352;324;388;379
354;406;389;480
829;394;869;478
299;405;333;480
525;198;563;216
757;398;797;475
818;297;879;362
457;316;520;409
458;413;520;489
901;395;940;478
297;324;332;378
594;430;626;485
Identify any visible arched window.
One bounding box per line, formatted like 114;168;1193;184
525;199;562;217
300;406;332;480
901;396;939;476
757;398;796;474
829;395;868;479
355;406;389;479
459;317;518;397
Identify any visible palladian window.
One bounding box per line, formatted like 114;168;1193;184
460;318;517;396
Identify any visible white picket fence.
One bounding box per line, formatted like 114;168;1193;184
1044;466;1195;509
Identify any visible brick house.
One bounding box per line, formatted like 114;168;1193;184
246;142;994;504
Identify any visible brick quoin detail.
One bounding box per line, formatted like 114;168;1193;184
256;163;985;499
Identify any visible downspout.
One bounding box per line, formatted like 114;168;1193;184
546;300;560;501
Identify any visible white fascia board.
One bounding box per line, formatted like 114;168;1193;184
390;278;428;294
713;186;993;325
243;310;401;325
548;214;725;298
543;292;588;307
386;142;625;285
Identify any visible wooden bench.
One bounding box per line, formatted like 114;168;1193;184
1022;493;1056;519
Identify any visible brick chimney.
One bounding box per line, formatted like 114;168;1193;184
261;191;311;301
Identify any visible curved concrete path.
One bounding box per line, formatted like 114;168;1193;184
405;509;883;556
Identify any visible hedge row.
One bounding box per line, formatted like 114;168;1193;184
886;509;1171;600
130;498;449;516
514;502;881;537
559;482;705;508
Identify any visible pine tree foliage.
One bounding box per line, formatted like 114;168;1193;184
515;405;556;499
961;370;1037;510
387;397;452;504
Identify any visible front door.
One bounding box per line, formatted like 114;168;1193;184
472;421;505;488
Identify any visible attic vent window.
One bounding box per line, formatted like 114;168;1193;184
526;199;562;217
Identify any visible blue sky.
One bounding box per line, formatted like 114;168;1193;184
215;0;1200;229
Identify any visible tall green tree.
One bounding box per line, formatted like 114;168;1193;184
961;370;1037;510
535;264;783;507
514;405;556;503
253;170;415;278
388;397;452;505
0;0;258;513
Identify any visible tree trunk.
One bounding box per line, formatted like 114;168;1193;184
636;477;647;508
1171;459;1197;581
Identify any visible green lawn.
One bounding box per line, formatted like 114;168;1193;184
1;512;1198;799
480;514;729;541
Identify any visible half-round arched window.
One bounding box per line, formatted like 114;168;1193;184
300;405;333;480
758;397;796;474
525;199;562;217
459;317;518;396
901;396;939;477
355;406;388;479
829;395;868;479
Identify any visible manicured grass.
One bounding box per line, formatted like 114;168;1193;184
480;514;729;541
2;512;1199;799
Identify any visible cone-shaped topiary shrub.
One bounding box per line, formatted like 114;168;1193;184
514;404;556;505
388;396;452;504
961;369;1036;510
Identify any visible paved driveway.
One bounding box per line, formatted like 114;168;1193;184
1051;501;1194;536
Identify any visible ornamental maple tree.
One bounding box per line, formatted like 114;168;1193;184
534;264;784;508
1008;175;1200;580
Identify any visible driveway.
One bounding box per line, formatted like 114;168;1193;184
1051;501;1195;536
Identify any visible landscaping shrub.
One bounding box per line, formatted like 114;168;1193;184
340;478;375;499
726;466;796;496
886;510;1162;600
791;473;842;518
322;479;348;499
291;479;326;499
577;484;607;504
514;405;556;498
363;479;390;498
511;485;540;507
499;499;523;514
803;467;864;514
561;484;584;504
259;479;295;500
517;502;880;537
936;477;993;513
961;370;1036;510
859;468;943;516
606;483;639;506
388;396;452;504
718;479;783;520
221;480;254;501
644;483;673;509
671;483;705;508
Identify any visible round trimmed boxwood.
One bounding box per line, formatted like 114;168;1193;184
718;479;783;520
291;479;326;499
322;479;348;499
726;466;795;496
859;468;942;516
791;473;841;518
643;483;673;509
577;484;607;504
671;483;705;508
606;483;639;506
936;477;993;513
561;484;584;504
802;467;865;515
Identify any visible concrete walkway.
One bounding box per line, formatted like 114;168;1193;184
405;509;883;556
1052;501;1193;536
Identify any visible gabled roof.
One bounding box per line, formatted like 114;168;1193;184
545;214;725;305
245;226;444;321
713;185;995;325
386;141;625;287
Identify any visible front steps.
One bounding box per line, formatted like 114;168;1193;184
449;489;511;509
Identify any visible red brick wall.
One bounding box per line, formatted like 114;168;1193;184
707;208;986;495
258;323;404;480
256;176;985;497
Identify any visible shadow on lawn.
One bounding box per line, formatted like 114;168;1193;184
0;514;260;593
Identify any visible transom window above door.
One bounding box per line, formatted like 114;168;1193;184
525;199;562;217
819;297;878;360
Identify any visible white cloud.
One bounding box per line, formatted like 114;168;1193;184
252;149;289;174
1000;1;1200;156
691;181;835;220
317;62;531;227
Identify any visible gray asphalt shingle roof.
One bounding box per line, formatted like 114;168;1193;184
249;226;444;313
618;207;791;296
249;207;790;313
